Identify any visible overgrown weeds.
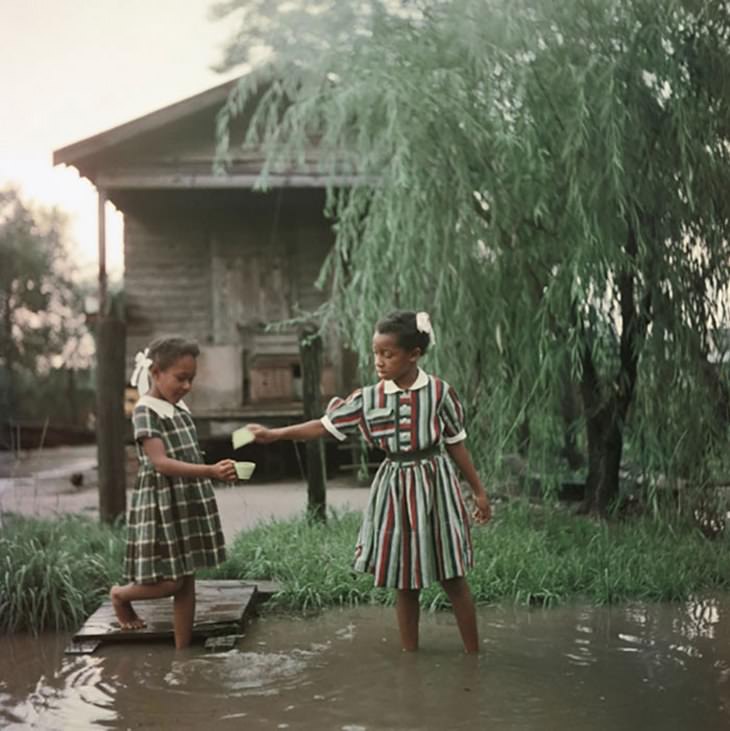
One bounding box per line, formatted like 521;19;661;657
207;502;730;611
0;513;124;633
4;503;729;633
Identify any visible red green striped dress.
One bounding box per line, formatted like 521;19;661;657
321;369;474;589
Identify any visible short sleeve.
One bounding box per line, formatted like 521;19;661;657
320;389;364;442
440;384;467;444
132;404;162;441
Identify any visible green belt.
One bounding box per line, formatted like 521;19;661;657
386;445;443;463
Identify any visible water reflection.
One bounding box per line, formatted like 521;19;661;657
1;597;730;730
163;648;323;695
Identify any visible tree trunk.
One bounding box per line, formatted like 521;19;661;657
559;369;584;470
578;315;640;516
578;340;632;517
300;328;327;523
581;405;624;516
2;296;15;421
67;367;79;427
578;223;648;517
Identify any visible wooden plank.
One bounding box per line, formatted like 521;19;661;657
249;363;294;402
97;172;368;189
64;640;101;655
300;330;326;522
204;634;245;652
251;332;300;354
72;581;261;644
250;580;281;598
96;316;127;524
98;189;108;316
193;579;281;599
124;220;212;345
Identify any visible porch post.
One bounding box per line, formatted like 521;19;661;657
300;328;327;523
95;189;127;523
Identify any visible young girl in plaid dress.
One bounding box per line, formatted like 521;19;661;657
247;311;491;653
110;336;236;649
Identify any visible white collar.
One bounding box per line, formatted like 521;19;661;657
383;368;429;394
137;394;190;418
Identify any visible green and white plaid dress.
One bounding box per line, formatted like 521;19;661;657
123;395;226;584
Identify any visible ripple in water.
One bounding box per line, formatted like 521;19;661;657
2;656;119;731
163;647;323;697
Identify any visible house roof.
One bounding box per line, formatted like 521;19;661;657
53;78;237;168
53;76;366;192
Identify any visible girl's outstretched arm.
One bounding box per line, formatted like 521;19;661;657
445;441;492;524
247;420;328;443
142;437;237;481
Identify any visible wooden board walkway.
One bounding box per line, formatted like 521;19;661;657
66;580;280;654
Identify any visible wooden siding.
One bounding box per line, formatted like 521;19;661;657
122;189;342;411
70;92;339;189
54;78;362;422
125;214;212;359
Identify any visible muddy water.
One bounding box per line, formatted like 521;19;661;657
2;599;730;730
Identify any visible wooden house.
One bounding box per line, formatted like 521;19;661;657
54;79;358;444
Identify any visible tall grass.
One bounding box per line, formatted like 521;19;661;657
465;503;730;608
206;503;730;611
0;514;124;633
202;510;391;610
3;503;730;633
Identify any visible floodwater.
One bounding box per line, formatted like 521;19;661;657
2;599;730;730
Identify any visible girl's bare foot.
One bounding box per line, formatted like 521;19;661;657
110;586;146;630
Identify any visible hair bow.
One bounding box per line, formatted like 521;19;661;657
416;311;436;345
130;348;152;396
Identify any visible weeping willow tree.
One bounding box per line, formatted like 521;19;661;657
214;0;730;516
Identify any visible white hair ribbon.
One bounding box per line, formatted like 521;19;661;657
130;348;152;396
416;311;436;345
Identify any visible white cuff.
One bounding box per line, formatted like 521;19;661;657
443;429;467;445
321;415;347;442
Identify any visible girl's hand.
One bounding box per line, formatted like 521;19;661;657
210;459;237;482
472;491;492;525
246;423;278;444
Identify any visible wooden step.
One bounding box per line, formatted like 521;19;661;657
65;579;281;654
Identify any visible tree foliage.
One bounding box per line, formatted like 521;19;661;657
0;188;90;421
216;0;730;514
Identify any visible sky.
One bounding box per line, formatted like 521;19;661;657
0;0;244;282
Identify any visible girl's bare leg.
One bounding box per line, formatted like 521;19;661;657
440;577;479;653
173;575;196;650
396;589;421;652
110;579;183;630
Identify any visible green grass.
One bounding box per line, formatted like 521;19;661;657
3;503;730;633
206;502;730;611
0;513;124;633
464;503;730;608
201;510;392;610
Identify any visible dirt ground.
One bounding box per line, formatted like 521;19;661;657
0;445;370;542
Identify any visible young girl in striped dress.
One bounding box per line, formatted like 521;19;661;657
247;310;491;653
110;337;237;649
